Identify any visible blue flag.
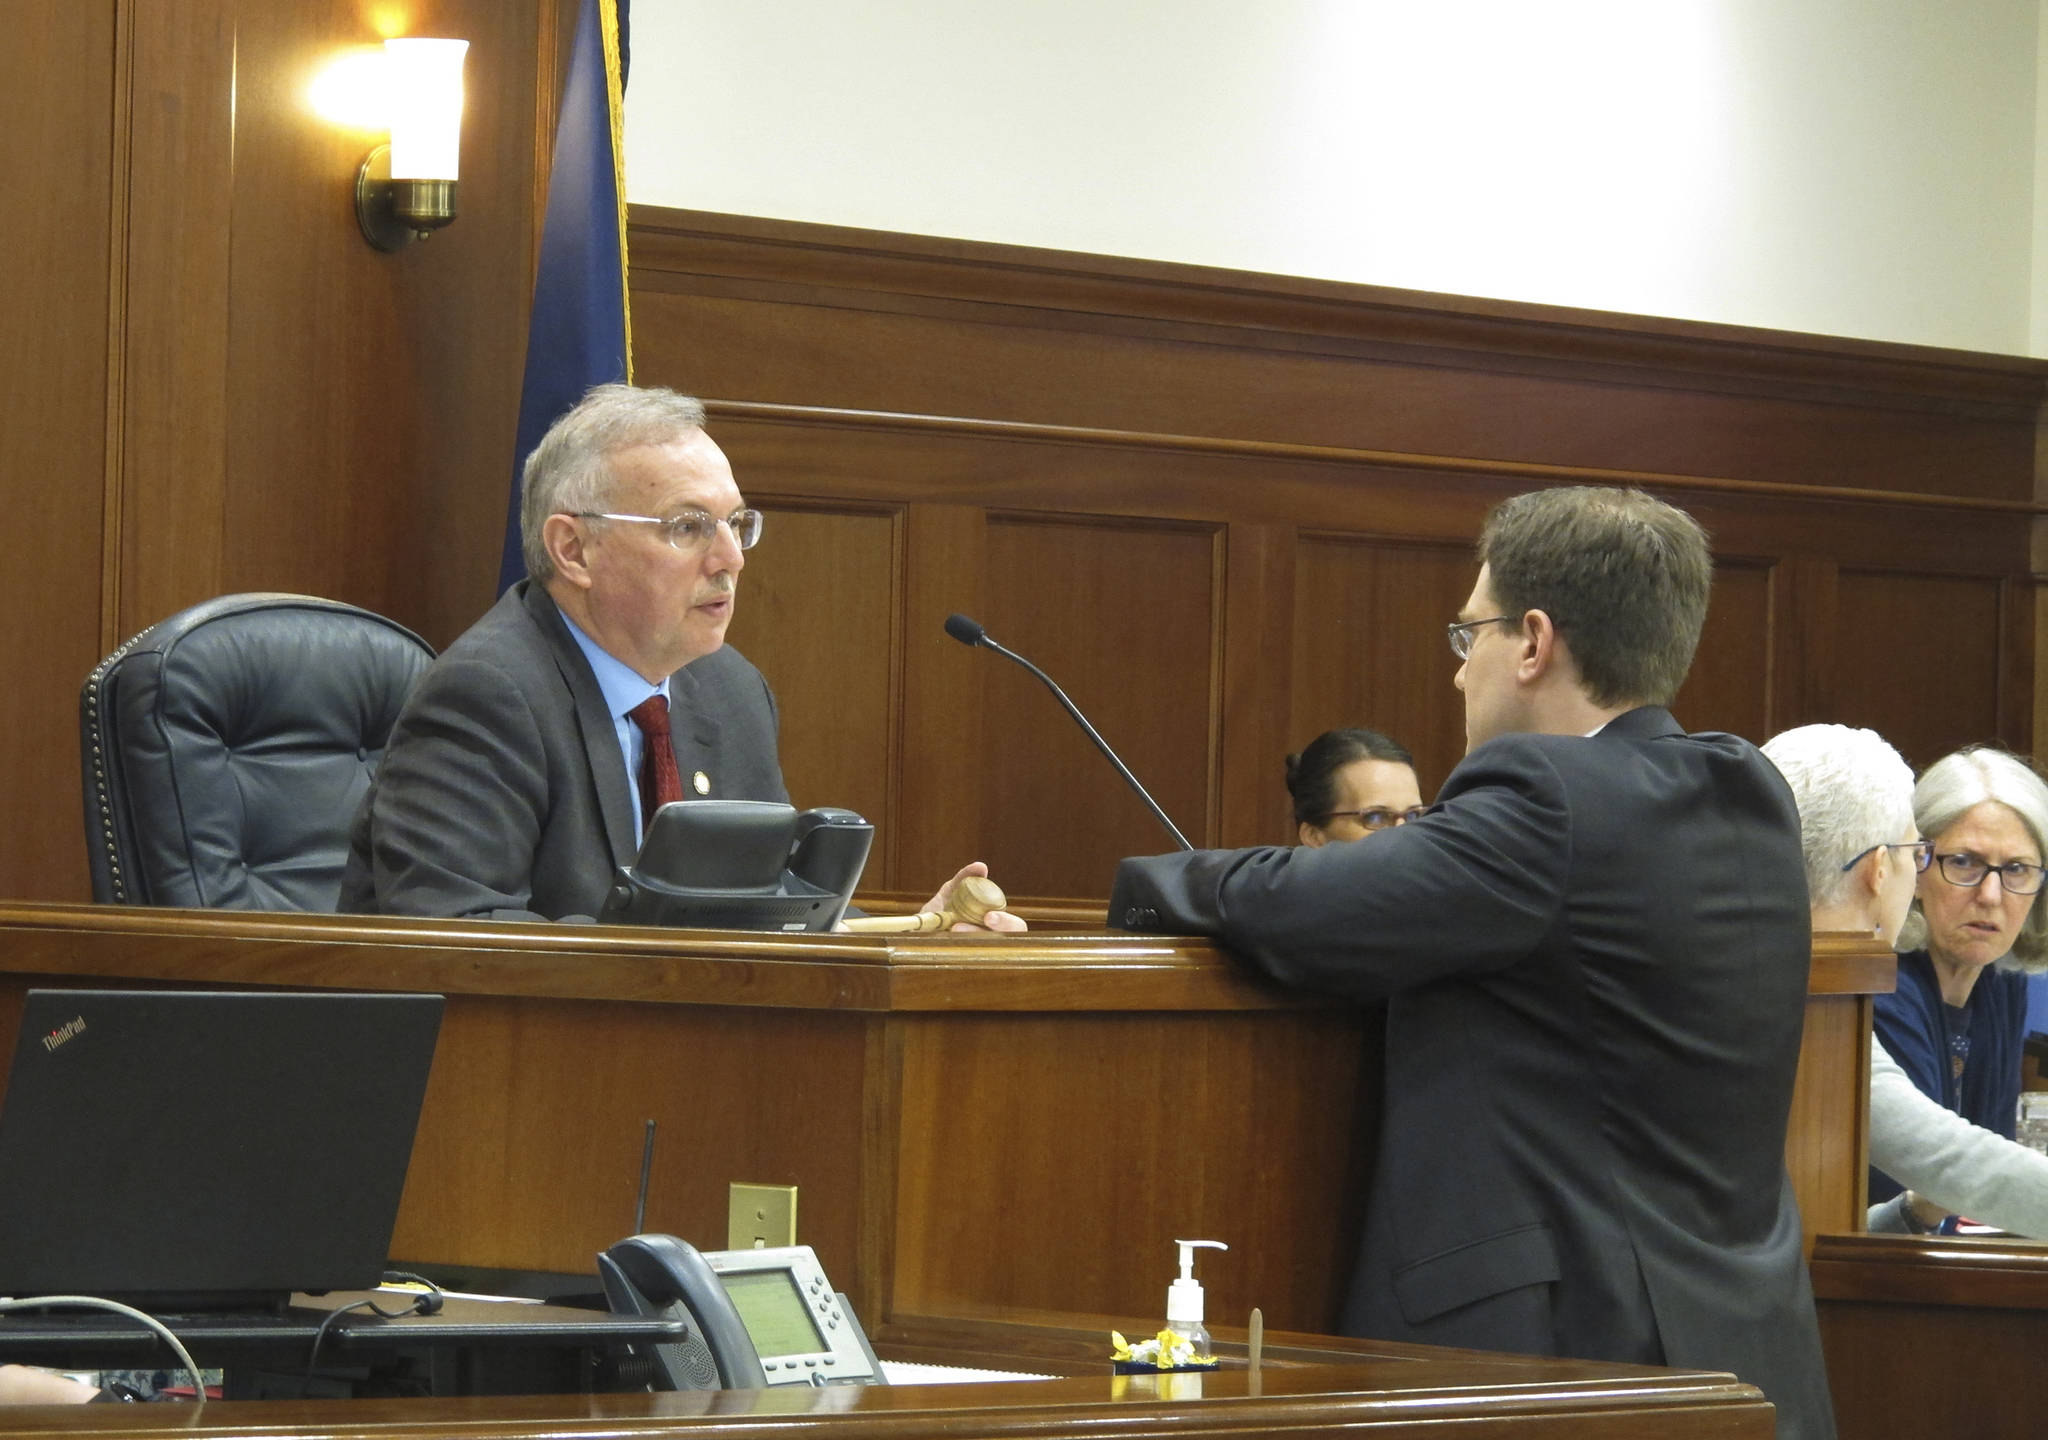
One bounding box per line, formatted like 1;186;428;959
499;0;632;594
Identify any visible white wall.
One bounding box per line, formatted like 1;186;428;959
2034;0;2048;353
625;1;2041;356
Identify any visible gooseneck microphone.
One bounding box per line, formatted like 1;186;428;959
944;614;1194;851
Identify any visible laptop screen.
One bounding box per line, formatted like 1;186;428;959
0;989;442;1307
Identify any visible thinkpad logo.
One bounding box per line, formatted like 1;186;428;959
40;1016;85;1053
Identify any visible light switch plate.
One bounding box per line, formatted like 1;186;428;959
728;1182;798;1249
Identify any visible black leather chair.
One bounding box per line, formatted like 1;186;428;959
80;593;436;910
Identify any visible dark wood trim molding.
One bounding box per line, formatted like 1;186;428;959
704;398;2048;518
96;0;136;658
633;205;2048;420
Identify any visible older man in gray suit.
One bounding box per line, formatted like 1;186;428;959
342;385;1017;927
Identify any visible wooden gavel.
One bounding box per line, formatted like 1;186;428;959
841;876;1008;933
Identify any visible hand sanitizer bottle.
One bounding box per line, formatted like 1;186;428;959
1166;1239;1227;1361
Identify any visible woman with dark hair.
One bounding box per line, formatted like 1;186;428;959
1286;728;1424;847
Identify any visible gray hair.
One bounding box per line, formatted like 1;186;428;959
1760;725;1914;909
1896;746;2048;972
519;384;708;582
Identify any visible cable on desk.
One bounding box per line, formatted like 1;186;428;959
304;1299;378;1378
0;1295;206;1408
378;1271;444;1316
304;1274;446;1378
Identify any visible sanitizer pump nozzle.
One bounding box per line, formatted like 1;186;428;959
1165;1238;1228;1360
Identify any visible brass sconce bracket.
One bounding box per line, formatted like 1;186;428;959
355;143;458;252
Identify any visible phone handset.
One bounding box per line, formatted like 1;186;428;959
599;1233;769;1390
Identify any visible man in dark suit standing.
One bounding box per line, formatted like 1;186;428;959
342;384;1020;928
1110;487;1834;1439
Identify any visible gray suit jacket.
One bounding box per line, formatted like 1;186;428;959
1109;707;1834;1440
339;581;787;921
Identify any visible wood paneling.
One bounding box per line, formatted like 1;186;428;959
0;905;1374;1330
1784;1000;1872;1248
196;1;545;644
1289;536;1476;810
726;501;901;878
1675;558;1776;741
0;902;1882;1355
1832;569;2008;767
628;209;2046;898
979;515;1220;892
889;1009;1367;1325
114;0;549;638
629;208;2047;503
117;0;235;636
1788;939;1896;1250
395;996;869;1279
1812;1233;2048;1439
1217;521;1296;845
3;0;571;903
0;2;118;903
897;504;991;890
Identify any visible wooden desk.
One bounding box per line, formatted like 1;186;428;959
0;1317;1775;1438
0;905;1888;1339
1810;1231;2048;1437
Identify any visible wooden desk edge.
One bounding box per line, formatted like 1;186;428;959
1811;1231;2048;1307
0;1357;1773;1437
0;905;1896;1013
1809;935;1896;996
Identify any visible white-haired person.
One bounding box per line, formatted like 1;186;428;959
1763;726;2048;1236
1769;733;2048;1237
1762;725;1923;947
1877;746;2048;1229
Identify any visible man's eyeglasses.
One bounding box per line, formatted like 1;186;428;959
575;507;764;553
1930;851;2048;896
1320;806;1428;832
1447;615;1517;660
1840;840;1933;874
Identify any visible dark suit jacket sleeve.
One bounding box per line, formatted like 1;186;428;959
1111;738;1573;1001
353;652;559;921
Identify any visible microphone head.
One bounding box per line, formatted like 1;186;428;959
943;613;987;647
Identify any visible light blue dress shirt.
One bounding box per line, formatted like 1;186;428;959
559;612;670;847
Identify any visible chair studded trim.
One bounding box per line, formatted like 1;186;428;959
80;626;155;904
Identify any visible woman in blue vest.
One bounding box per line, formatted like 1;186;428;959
1874;746;2048;1231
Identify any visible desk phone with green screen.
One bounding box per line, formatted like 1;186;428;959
599;1235;883;1390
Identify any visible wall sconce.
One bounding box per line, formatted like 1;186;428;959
356;38;469;252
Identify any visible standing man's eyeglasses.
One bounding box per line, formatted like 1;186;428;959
574;507;764;553
1447;616;1517;660
1839;840;1933;874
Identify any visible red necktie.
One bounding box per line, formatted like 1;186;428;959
626;694;683;825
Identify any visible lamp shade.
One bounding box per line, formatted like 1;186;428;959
385;38;468;181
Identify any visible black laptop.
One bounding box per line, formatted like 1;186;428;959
0;989;443;1309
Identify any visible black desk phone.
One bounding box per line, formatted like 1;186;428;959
599;1235;884;1389
599;803;873;933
